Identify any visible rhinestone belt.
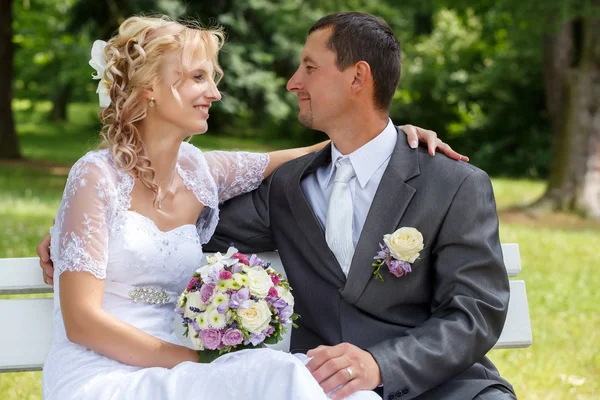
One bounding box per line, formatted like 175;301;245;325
104;281;178;305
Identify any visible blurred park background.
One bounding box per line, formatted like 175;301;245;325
0;0;599;399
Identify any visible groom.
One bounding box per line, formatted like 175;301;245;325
205;12;515;400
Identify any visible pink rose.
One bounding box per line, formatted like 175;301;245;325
219;270;233;280
233;253;249;265
200;283;216;303
268;287;278;297
186;277;200;292
199;328;222;350
222;328;243;346
270;274;281;285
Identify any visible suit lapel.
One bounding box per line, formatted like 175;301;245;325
342;131;421;303
285;145;347;286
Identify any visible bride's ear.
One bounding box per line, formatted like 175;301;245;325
143;87;154;101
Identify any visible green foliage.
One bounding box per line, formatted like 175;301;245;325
12;0;584;174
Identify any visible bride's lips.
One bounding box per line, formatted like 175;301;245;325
193;104;210;117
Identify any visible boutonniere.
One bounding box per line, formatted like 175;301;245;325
372;227;424;282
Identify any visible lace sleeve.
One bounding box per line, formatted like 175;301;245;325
203;151;269;203
50;154;114;280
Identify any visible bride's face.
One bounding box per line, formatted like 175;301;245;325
151;51;221;136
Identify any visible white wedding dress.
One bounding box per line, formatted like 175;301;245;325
42;142;379;400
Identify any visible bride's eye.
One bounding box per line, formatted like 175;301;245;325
194;74;205;82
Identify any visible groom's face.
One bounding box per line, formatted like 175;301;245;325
287;27;354;132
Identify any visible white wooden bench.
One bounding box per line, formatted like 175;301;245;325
0;244;532;373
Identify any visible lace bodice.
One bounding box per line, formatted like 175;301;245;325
48;142;268;342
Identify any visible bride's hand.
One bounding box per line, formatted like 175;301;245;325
399;124;469;162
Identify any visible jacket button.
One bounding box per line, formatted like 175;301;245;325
387;394;395;400
402;387;410;395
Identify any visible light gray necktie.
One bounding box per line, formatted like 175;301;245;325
325;158;355;276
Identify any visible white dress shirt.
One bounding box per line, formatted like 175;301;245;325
301;119;398;248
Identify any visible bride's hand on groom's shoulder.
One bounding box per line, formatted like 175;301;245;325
37;234;54;286
306;342;382;399
400;124;470;162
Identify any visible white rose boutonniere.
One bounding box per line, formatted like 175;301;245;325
373;227;424;281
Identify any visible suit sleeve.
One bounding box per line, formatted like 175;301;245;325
366;169;510;399
204;172;276;254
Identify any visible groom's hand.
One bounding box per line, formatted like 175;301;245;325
37;234;54;286
306;342;382;400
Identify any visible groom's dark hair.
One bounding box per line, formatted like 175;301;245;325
309;12;401;112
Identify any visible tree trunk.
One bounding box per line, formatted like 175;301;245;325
0;0;21;160
51;82;72;121
533;10;600;218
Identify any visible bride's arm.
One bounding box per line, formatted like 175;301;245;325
54;156;197;368
60;272;198;368
263;124;467;178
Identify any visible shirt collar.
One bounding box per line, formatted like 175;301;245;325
325;119;397;189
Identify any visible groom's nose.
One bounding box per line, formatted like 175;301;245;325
286;68;303;93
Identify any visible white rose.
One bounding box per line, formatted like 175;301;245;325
190;333;204;351
184;291;205;318
237;300;272;334
383;227;424;263
278;287;295;307
246;267;273;298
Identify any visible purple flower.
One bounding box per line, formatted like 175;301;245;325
269;297;287;310
217;302;229;314
190;319;201;333
231;263;244;274
200;283;217;303
278;305;293;323
264;325;275;337
387;260;411;278
229;288;251;309
222;328;244;346
199;328;222;350
249;254;264;267
248;332;266;346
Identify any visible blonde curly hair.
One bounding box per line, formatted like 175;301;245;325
98;15;224;207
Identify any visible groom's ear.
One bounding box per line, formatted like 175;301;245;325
350;61;372;94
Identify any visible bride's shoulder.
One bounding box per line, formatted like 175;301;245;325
68;149;118;184
177;141;210;167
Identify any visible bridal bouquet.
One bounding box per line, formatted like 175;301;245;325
176;247;298;363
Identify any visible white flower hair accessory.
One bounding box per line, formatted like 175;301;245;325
89;40;112;108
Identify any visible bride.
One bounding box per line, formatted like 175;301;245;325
40;15;457;400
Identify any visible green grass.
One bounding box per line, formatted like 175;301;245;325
1;103;598;399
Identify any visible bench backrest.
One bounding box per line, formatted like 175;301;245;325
0;244;532;372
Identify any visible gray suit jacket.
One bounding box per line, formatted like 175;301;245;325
206;130;514;400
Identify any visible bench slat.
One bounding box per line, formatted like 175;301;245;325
0;298;54;372
495;280;533;349
0;244;522;293
501;243;522;277
0;257;51;295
